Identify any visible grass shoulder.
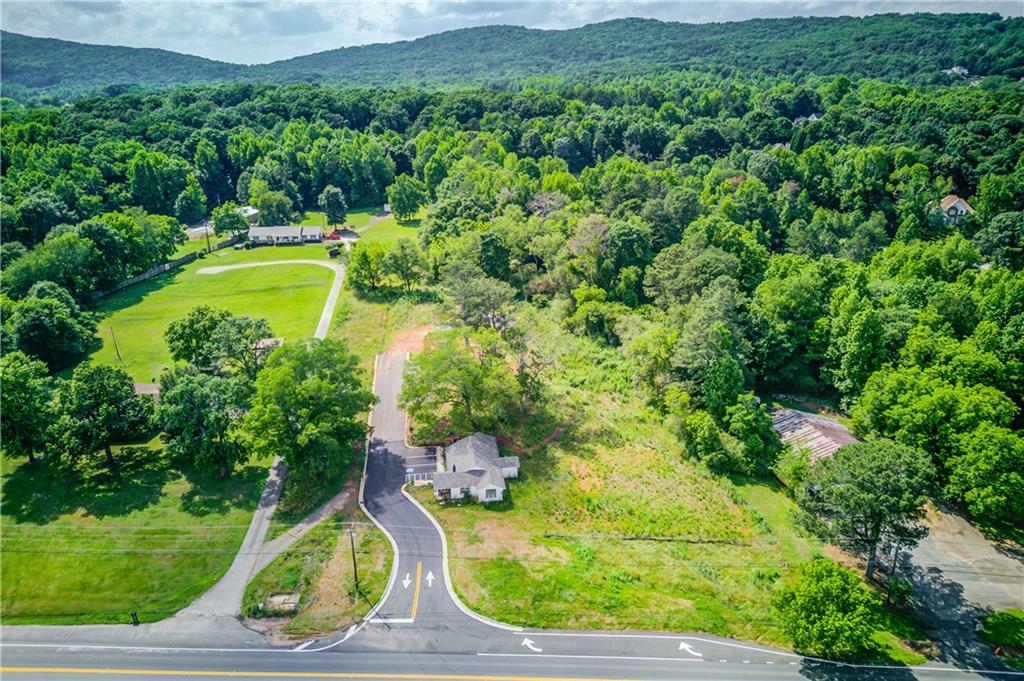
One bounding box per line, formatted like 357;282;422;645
243;503;392;637
1;444;268;624
980;609;1024;669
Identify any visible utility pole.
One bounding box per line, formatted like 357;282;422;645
348;524;360;596
110;326;123;363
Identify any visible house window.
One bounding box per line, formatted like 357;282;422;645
485;488;497;500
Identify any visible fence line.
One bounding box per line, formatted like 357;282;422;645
90;234;241;300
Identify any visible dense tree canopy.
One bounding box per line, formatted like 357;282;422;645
2;33;1022;532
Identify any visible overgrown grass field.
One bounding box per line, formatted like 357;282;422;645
244;510;392;636
1;444;268;624
328;289;438;370
86;245;336;382
411;310;928;662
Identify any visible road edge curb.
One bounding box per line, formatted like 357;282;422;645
401;486;523;632
358;353;399;624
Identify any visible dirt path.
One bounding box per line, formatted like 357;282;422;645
354;213;391;233
196;259;339;275
173;457;286;618
252;482;357;576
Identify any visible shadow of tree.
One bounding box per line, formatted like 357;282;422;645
799;660;917;680
178;462;267;517
2;447;171;523
897;554;1016;678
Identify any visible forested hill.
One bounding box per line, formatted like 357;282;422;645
4;13;1023;102
262;14;1023;86
0;32;243;99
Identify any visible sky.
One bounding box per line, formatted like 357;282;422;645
2;0;1020;64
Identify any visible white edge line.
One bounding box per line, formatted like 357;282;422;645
304;354;393;654
291;640;314;652
401;486;522;632
367;618;415;624
485;652;1024;676
477;653;701;663
358;354;398;626
0;643;285;653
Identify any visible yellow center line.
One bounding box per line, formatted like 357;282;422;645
0;669;641;681
409;560;423;621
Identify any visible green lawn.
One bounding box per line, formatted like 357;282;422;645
296;208;381;230
980;609;1024;669
1;446;268;624
412;308;928;662
172;238;210;259
358;216;420;244
86;245;336;383
244;509;392;637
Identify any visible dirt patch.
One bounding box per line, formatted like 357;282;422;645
267;592;300;612
388;325;435;353
822;544;864;571
464;518;570;565
241;617;295;645
567;456;603;494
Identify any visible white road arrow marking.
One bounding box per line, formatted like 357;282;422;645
425;571;435;587
678;641;703;657
521;637;543;653
402;573;412;589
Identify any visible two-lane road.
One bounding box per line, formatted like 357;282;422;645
3;352;1019;679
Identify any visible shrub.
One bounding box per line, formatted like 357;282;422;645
773;557;879;659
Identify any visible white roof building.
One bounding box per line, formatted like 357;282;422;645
433;433;519;503
247;225;322;244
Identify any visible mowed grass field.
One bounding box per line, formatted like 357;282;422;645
358;217;420;244
410;310;928;662
1;444;269;624
87;245;335;383
298;208;421;244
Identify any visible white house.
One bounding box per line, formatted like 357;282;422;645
432;433;519;503
240;205;261;225
247;225;322;245
939;194;975;224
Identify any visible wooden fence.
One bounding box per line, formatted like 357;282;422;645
90;234;240;300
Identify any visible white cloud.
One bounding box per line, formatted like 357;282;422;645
2;0;1020;64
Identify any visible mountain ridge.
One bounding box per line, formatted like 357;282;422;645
3;14;1022;102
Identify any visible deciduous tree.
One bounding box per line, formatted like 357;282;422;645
52;363;155;470
318;185;348;227
387;174;428;221
157;367;251;478
165;305;233;370
799;441;934;579
242;340;373;482
399;328;521;439
774;558;879;659
0;351;54;464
